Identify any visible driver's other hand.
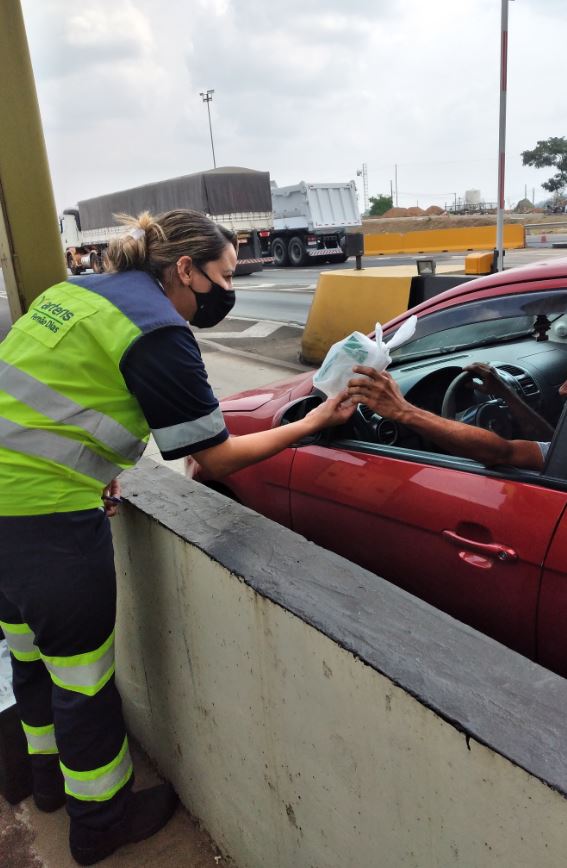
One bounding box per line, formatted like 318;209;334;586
464;362;507;397
348;367;407;420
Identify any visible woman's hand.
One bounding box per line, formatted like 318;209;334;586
305;390;356;430
347;367;408;420
101;478;121;517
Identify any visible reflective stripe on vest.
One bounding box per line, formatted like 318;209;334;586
0;620;41;662
0;360;145;462
152;406;225;452
61;736;133;801
41;631;115;697
0;416;122;484
21;721;58;755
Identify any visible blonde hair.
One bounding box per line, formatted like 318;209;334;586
104;209;237;278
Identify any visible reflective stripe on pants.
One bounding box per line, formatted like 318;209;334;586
61;736;133;801
0;619;41;662
41;630;115;696
21;720;58;755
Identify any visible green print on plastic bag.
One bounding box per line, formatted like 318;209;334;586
342;335;368;364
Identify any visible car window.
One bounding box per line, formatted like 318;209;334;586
389;289;567;364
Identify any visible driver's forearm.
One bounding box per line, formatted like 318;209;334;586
396;404;529;465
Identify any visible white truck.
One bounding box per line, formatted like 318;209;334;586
60;166;274;276
268;180;362;267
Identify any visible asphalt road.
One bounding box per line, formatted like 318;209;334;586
2;247;567;335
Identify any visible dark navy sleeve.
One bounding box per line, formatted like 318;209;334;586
121;326;229;460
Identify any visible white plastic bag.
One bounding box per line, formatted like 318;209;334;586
313;315;417;398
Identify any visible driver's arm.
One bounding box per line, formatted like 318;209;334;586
348;368;545;470
465;363;555;440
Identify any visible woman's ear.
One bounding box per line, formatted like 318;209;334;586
176;255;193;286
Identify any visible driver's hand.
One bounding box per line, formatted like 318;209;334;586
464;363;510;399
348;367;408;420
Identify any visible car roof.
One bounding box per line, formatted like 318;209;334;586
384;256;567;331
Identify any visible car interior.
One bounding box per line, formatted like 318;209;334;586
281;290;567;480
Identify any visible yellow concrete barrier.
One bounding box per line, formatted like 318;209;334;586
301;264;463;366
364;224;525;256
465;251;494;275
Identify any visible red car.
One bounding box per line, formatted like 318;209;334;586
192;260;567;678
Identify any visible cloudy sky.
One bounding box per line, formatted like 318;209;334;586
20;0;567;213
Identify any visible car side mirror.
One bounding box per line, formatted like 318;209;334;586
274;394;326;446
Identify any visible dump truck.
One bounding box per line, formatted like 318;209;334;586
268;180;362;267
60;166;273;276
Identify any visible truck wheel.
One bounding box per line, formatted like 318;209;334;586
288;236;308;267
271;237;288;267
90;253;103;274
67;254;80;276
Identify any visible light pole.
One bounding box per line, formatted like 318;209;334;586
199;89;216;169
495;0;514;271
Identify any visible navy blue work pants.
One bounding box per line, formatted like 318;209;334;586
0;509;131;828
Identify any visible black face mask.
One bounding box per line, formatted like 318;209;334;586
190;282;235;328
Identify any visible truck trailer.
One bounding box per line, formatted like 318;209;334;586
268;180;362;267
61;166;273;276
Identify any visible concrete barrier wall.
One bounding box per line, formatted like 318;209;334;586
300;264;463;365
113;460;567;868
365;224;525;255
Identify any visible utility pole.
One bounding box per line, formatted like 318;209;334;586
495;0;514;271
394;164;399;207
356;163;369;213
199;89;217;169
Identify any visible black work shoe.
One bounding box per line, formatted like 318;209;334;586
69;782;178;866
31;754;66;813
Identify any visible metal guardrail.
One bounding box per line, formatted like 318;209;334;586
524;221;567;233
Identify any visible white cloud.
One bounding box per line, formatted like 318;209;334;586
20;0;567;211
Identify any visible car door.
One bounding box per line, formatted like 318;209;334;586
289;441;567;660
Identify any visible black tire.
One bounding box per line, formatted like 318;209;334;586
288;236;308;267
67;254;80;276
90;252;103;274
271;237;289;267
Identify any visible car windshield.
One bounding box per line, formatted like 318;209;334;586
388;289;567;365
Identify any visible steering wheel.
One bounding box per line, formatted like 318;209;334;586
441;369;517;437
441;370;475;419
352;403;382;441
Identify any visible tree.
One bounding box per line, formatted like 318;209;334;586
521;137;567;194
368;194;393;216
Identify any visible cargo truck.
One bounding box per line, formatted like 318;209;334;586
268;180;362;267
60;166;273;276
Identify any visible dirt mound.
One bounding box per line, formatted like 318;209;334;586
406;206;426;217
425;205;445;215
361;211;565;236
382;207;410;218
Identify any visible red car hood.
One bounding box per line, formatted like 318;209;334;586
221;370;314;412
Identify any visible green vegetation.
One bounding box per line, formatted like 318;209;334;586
522;137;567;194
368;194;393;216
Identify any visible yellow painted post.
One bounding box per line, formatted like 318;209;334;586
0;0;66;320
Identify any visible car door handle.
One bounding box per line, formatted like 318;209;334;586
442;530;518;563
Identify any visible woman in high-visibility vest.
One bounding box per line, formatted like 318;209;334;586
0;208;355;866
